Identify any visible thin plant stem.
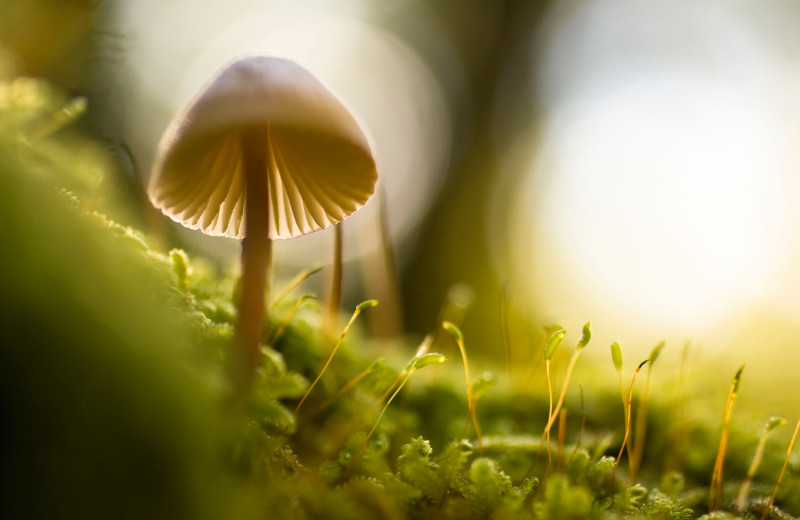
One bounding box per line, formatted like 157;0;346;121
364;372;404;425
267;295;315;347
738;439;770;511
345;352;445;480
611;359;648;503
523;338;545;385
304;362;383;419
362;335;431;424
458;411;472;447
542;347;584;447
345;375;409;480
612;342;635;469
546;359;554;473
376;185;403;336
762;417;800;520
631;341;664;483
294;300;378;416
500;284;511;380
618;371;628;418
345;368;415;480
629;369;651;482
443;322;482;454
523;329;566;480
567;385;586;466
270;266;321;310
709;365;744;512
524;326;559;384
737;416;786;511
668;340;691;472
557;407;567;473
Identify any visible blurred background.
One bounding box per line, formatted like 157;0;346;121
5;0;800;410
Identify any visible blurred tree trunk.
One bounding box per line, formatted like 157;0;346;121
400;0;553;356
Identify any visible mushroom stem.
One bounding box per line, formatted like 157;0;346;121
233;126;273;393
324;223;343;339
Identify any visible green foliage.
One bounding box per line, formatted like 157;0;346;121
637;488;694;519
5;74;800;520
460;458;512;516
0;77;235;520
534;474;592;520
397;437;440;494
170;248;191;290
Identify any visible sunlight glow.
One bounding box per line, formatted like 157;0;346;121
504;0;800;339
518;75;788;326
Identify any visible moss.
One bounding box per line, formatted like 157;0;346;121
2;75;800;520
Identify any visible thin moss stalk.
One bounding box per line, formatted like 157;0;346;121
630;340;665;483
305;360;387;419
567;384;586;466
345;352;446;479
294;300;378;416
737;416;786;511
375;185;403;337
612;359;648;503
543;329;566;473
523;329;566;478
709;364;744;512
762;416;800;520
557;407;568;472
454;372;496;459
523;323;562;385
362;336;432;425
667;340;692;472
611;341;635;467
500;284;511;380
270;265;321;310
443;321;482;454
542;323;591;453
267;294;316;347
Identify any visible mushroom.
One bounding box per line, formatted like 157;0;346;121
148;56;377;392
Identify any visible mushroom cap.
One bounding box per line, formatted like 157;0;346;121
148;56;378;239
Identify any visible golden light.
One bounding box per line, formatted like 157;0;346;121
496;0;800;357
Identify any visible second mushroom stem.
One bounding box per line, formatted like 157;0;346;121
324;223;343;339
233;126;273;394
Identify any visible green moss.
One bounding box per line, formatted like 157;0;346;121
3;75;800;520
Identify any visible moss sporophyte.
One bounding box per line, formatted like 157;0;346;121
295;300;379;417
543;329;566;472
443;321;484;454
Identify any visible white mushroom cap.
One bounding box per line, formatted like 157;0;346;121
148;56;378;239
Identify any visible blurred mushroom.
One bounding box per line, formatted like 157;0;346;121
148;56;377;392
